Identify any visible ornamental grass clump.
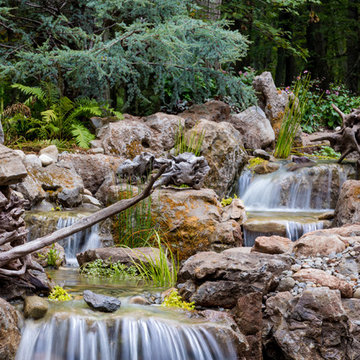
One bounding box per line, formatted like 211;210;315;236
275;73;311;158
174;122;205;156
129;231;178;287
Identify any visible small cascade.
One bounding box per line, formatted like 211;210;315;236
238;163;354;211
25;211;102;265
285;220;324;241
56;216;101;265
16;315;237;360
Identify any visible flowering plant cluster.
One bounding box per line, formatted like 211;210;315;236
286;71;360;133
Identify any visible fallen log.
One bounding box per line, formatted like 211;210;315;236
0;164;167;269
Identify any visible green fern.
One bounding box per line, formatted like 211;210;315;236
70;123;95;148
11;84;46;103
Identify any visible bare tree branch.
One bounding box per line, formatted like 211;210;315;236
0;165;167;268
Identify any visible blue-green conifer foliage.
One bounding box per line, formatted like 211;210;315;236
0;0;255;113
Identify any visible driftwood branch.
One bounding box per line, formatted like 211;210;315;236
0;165;167;269
312;104;360;163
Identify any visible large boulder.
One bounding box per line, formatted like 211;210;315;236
263;288;350;359
96;116;184;158
177;249;292;308
293;231;347;256
333;180;360;226
144;113;185;151
229;106;275;150
151;188;242;260
253;71;288;137
187;120;247;197
0;298;21;360
179;100;231;126
23;162;84;208
0;144;27;185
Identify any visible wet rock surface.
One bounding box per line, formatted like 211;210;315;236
177;249;292;308
83;290;121;312
24;295;48;319
77;247;163;267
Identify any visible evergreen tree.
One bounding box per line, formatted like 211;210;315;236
0;0;255;114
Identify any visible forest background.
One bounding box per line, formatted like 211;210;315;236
0;0;359;147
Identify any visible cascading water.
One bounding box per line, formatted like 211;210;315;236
237;162;355;246
25;211;102;265
56;216;101;265
16;313;237;360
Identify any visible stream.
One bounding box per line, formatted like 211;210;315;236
16;160;356;359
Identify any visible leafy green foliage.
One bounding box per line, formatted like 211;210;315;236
37;244;61;268
0;0;255;114
81;259;138;278
314;145;341;159
130;231;178;287
4;84;113;147
302;82;360;132
48;286;72;301
162;289;195;311
275;73;311;158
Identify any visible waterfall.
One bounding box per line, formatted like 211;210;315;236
25;212;102;265
16;315;237;360
56;216;101;265
237;162;353;246
285;220;324;241
238;163;353;211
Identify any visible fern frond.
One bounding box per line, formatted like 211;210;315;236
70;123;95;148
41;109;57;123
12;84;46;102
57;96;74;116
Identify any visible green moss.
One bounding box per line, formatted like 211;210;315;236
248;157;266;170
221;194;238;207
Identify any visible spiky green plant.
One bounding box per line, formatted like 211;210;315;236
274;74;311;159
129;231;178;287
115;183;154;248
174;123;205;156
